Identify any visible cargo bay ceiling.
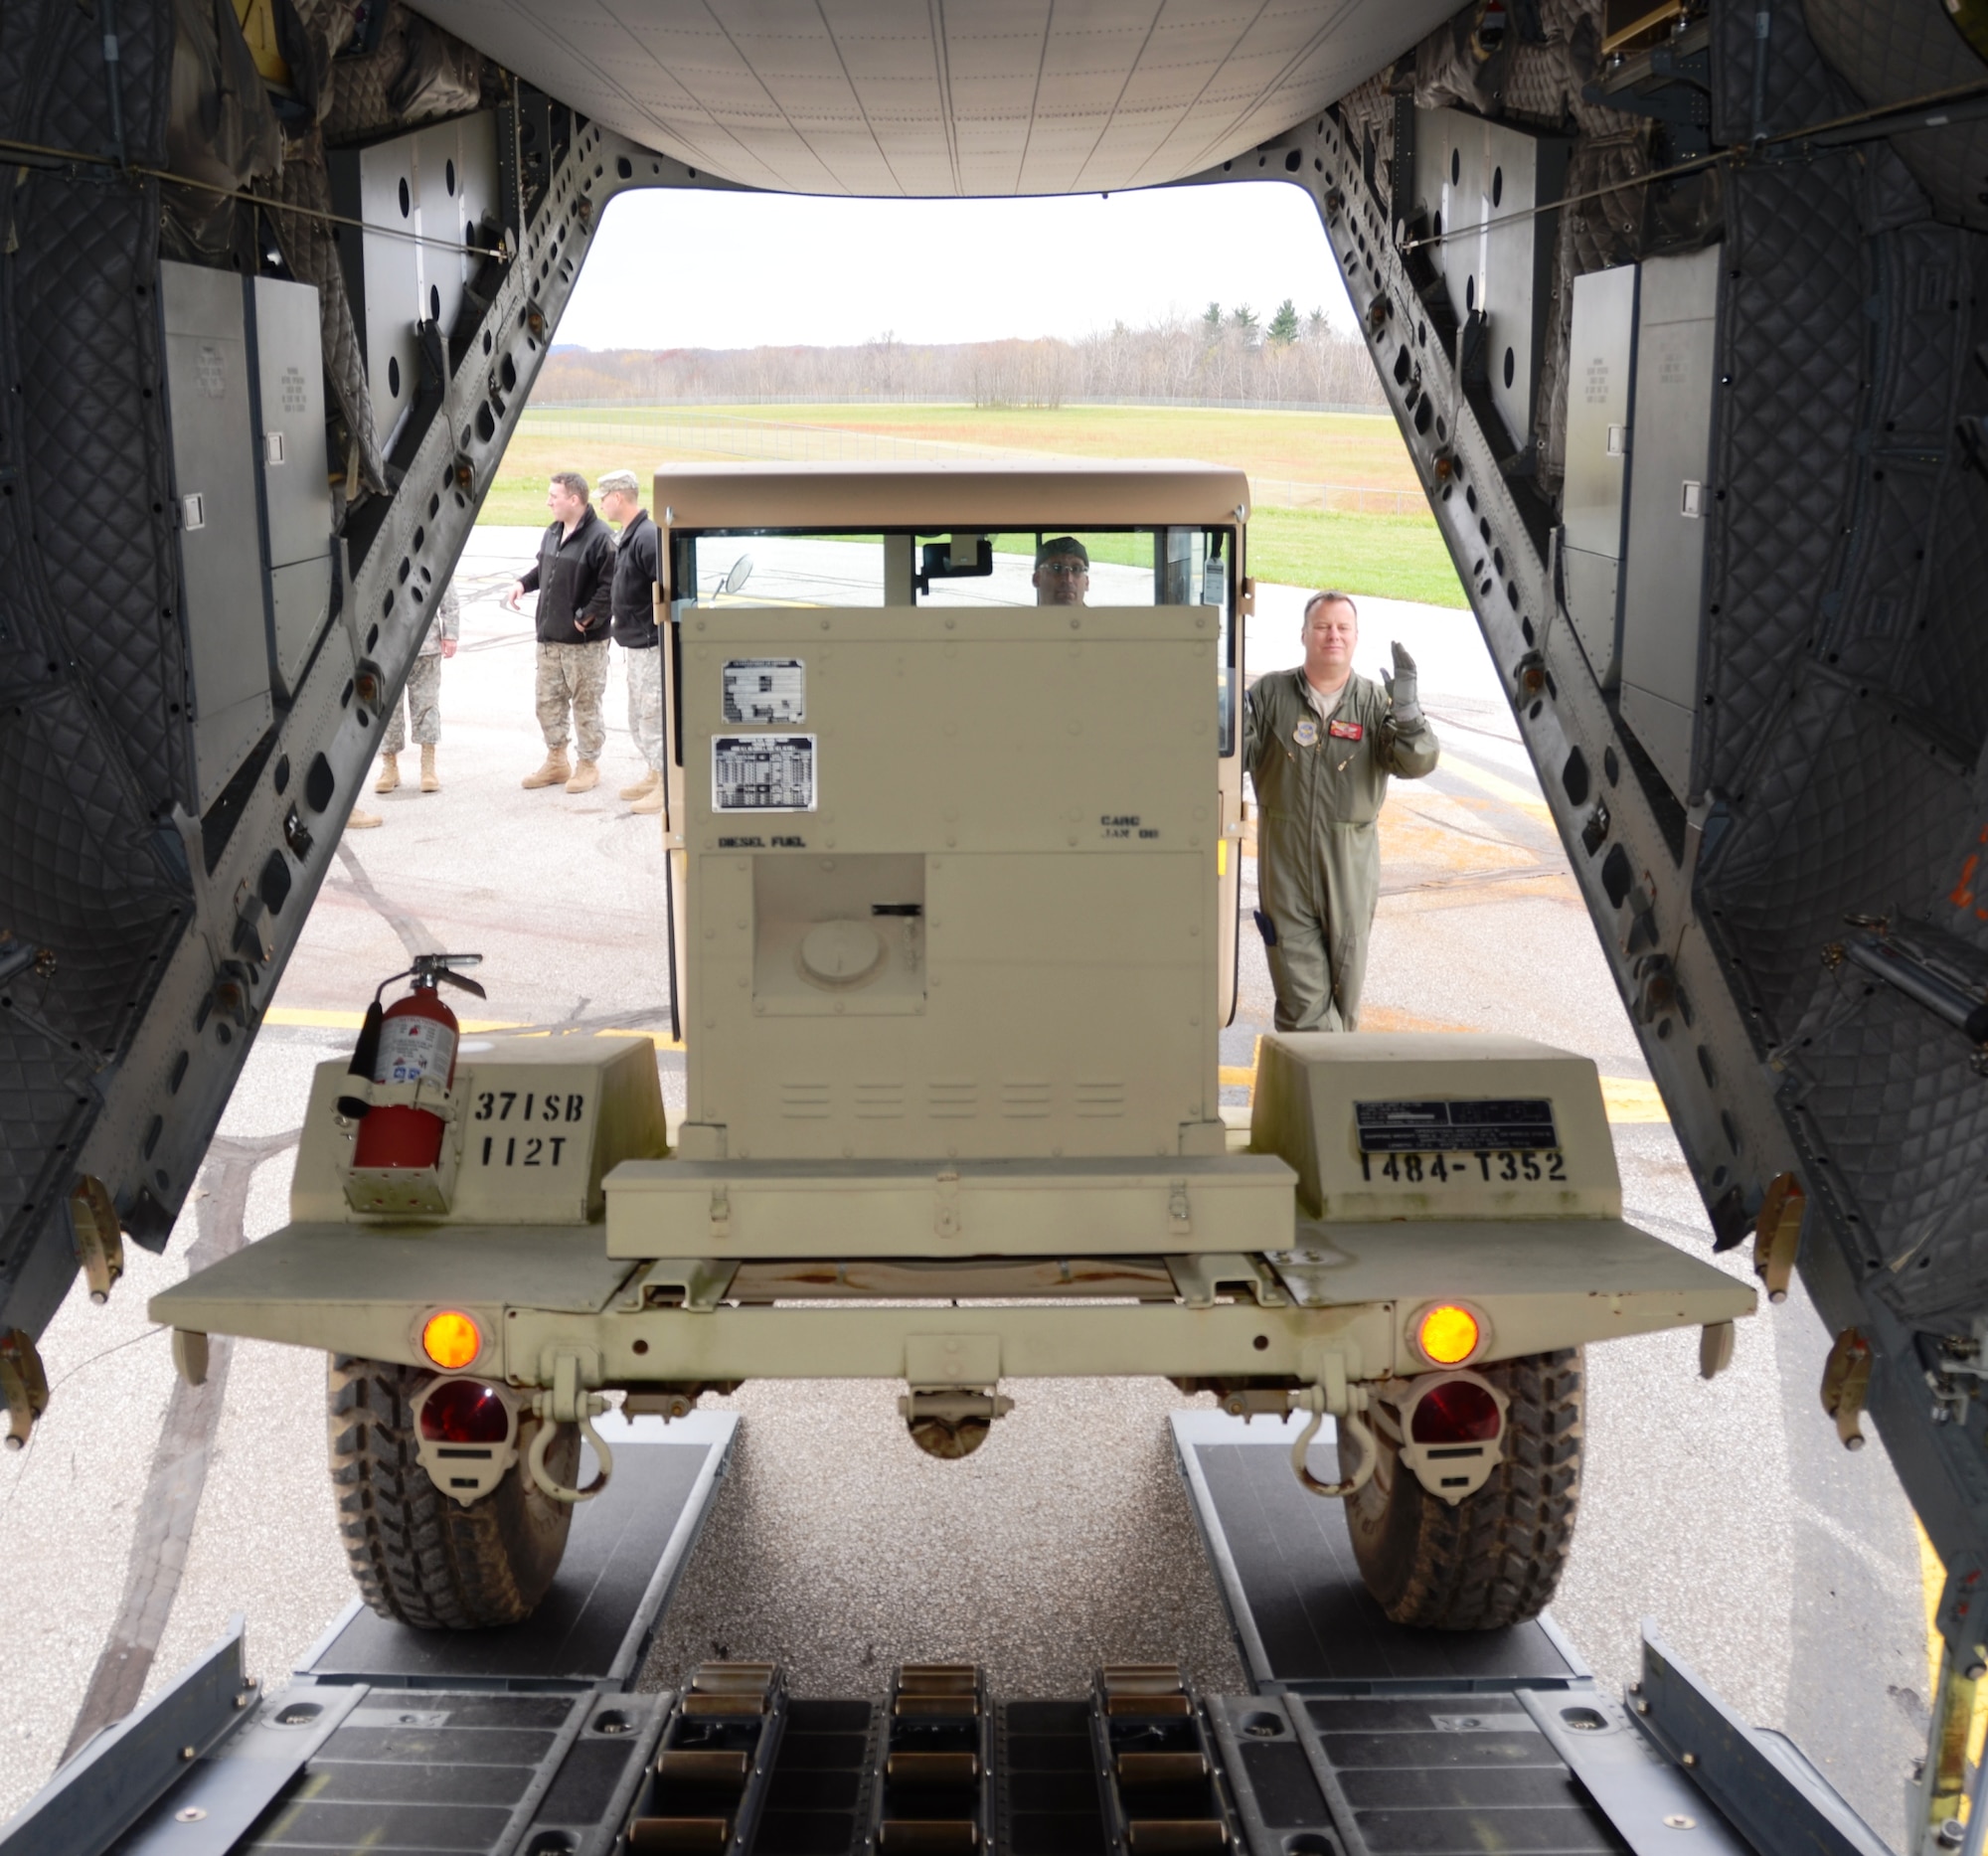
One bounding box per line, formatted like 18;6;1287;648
9;0;1988;1698
403;0;1460;195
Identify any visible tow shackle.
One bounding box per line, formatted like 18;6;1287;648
525;1350;614;1503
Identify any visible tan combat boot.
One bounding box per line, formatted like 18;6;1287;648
345;807;383;830
420;746;439;792
619;768;659;801
566;759;600;795
523;749;572;789
629;785;666;815
375;754;400;793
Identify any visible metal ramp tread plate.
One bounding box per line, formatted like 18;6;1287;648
302;1413;736;1690
3;1419;736;1856
1169;1411;1581;1692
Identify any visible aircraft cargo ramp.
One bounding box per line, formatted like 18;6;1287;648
0;1411;1886;1856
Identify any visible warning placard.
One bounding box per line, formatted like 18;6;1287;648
713;735;815;811
723;658;805;724
1354;1098;1560;1153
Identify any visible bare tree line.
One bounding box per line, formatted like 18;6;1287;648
537;303;1384;411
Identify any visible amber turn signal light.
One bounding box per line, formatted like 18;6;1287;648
421;1308;482;1371
1415;1303;1480;1367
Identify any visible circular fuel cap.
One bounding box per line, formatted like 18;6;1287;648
798;919;886;989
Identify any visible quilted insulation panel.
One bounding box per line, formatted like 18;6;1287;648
1;0;194;1309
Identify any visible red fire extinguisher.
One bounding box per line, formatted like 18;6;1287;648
338;954;485;1170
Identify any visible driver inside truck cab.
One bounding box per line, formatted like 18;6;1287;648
1033;536;1089;605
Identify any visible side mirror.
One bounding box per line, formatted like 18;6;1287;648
915;534;993;594
720;554;754;596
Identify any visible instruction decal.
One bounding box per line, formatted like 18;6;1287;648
1355;1097;1559;1153
724;658;805;725
713;734;816;812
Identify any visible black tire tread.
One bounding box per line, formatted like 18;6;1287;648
327;1354;577;1629
1347;1348;1583;1631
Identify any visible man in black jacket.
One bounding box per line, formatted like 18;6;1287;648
597;469;666;816
504;471;615;793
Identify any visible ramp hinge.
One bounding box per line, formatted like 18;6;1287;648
934;1168;960;1239
710;1185;731;1240
1168;1179;1191;1234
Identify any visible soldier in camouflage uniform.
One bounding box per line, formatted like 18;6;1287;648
597;469;666;815
1242;591;1439;1031
374;580;460;797
505;472;615;793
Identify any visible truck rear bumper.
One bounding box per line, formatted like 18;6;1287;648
146;1217;1754;1388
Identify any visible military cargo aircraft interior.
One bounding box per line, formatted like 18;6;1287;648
3;0;1988;1852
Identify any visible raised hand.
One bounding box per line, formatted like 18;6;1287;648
1382;640;1420;724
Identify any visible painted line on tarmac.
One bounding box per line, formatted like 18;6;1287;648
1433;749;1556;822
1918;1522;1988;1760
265;1005;685;1049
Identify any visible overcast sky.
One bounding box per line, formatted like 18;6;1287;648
557;180;1357;352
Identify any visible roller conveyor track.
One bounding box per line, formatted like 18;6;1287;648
3;1412;1887;1856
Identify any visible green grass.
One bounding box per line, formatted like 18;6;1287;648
518;401;1423;491
478;403;1465;607
1248;506;1465;608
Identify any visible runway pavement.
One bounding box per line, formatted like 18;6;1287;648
0;535;1928;1844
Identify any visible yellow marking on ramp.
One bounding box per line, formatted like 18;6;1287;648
1921;1519;1945;1704
1599;1077;1670;1123
1437;754;1555;822
1217;1049;1667;1125
263;1006;683;1050
1918;1521;1988;1784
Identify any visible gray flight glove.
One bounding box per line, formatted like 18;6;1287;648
1381;641;1422;726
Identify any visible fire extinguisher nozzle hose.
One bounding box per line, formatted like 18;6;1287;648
337;999;387;1118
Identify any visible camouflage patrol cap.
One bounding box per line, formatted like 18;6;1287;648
596;469;641;497
1036;536;1088;566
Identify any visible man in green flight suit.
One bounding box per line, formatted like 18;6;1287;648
1243;591;1440;1031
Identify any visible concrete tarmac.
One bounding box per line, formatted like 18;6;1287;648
0;538;1927;1845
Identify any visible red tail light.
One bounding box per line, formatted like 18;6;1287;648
419;1378;510;1444
1408;1379;1502;1444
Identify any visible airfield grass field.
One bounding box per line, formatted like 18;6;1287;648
479;402;1467;606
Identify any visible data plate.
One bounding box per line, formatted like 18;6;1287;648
1355;1097;1559;1153
713;734;815;811
724;657;805;724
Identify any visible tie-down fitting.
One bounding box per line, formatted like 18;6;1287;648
1288;1357;1376;1500
527;1349;615;1503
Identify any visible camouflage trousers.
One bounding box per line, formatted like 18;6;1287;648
382;652;441;753
535;641;609;759
624;644;664;772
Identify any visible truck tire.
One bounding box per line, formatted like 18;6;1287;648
327;1355;579;1629
1346;1348;1583;1630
